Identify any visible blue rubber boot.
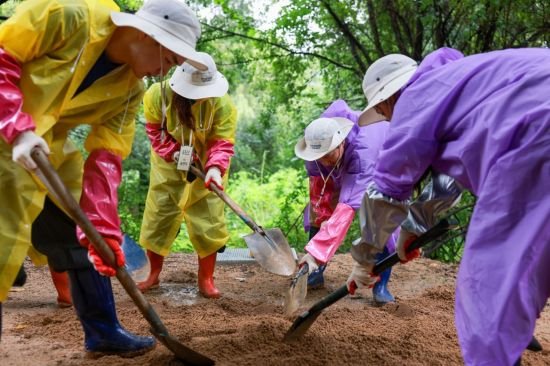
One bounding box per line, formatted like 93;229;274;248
372;246;395;304
307;264;326;289
68;268;155;355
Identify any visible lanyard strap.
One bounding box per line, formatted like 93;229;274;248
313;155;342;208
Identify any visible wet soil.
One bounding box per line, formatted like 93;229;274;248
2;254;549;365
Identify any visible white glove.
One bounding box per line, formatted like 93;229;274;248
12;131;50;171
298;253;319;274
204;166;223;190
396;230;420;262
346;262;378;294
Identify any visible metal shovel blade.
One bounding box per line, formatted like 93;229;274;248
121;234;150;282
151;328;215;366
284;285;350;342
244;228;296;276
283;263;309;317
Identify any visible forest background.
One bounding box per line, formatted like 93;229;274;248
1;0;548;263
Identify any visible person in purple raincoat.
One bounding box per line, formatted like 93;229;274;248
294;99;398;304
347;48;550;365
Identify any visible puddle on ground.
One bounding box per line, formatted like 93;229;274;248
157;283;203;306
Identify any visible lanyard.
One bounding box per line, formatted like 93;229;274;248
196;100;214;132
313;155;342;208
181;128;193;148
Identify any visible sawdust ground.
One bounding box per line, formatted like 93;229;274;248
1;254;549;365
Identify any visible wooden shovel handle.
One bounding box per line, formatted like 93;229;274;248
189;164;264;233
31;148;169;334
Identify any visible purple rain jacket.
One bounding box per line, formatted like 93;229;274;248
303;100;397;263
362;47;550;365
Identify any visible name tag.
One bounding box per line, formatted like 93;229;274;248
176;145;193;171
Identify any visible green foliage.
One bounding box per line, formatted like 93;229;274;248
169;167;310;253
3;0;544;263
118;114;151;241
423;191;476;263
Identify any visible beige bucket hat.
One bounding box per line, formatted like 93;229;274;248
362;54;418;113
294;117;354;161
169;52;229;99
111;0;207;70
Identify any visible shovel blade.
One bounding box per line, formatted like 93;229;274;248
151;328;215;366
121;234;150;282
283;309;322;342
244;228;296;276
283;264;308;317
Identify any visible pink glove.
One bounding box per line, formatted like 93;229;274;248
204;139;234;176
204;166;223;191
305;203;355;263
77;150;123;244
145;122;180;162
0;48;35;144
83;237;125;277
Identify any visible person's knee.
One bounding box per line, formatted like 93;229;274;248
32;197;91;271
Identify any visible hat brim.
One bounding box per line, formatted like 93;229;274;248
362;68;416;117
169;71;229;99
294;117;354;161
358;107;386;126
110;12;207;71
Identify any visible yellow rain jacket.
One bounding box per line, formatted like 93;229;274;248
140;83;237;258
0;0;144;301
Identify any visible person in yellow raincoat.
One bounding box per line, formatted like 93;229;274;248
0;0;208;355
137;52;237;299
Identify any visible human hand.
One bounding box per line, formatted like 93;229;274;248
346;262;379;294
12;131;50;171
396;230;420;263
83;237;125;277
204;166;223;191
173;150;179;163
298;253;319;274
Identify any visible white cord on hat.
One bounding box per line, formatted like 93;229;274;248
196;99;214;132
159;46;168;142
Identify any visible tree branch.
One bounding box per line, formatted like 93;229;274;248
320;0;371;72
365;0;385;56
201;22;357;73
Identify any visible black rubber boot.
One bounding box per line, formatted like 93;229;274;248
68;268;155;355
527;336;542;352
12;265;27;287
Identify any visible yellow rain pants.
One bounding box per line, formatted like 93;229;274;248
0;136;83;302
139;83;237;258
0;0;143;302
140;152;230;258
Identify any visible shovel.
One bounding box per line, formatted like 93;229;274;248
283;262;309;317
283;218;456;342
188;165;296;277
31;148;215;366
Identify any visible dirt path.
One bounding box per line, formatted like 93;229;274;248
1;254;549;365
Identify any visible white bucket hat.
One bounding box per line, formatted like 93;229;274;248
294;117;354;161
362;54;417;113
169;52;229;99
111;0;207;70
